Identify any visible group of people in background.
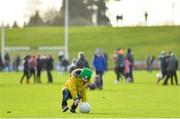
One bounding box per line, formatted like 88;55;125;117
0;48;179;86
113;48;134;83
68;48;134;90
20;54;54;84
157;51;179;85
0;52;21;72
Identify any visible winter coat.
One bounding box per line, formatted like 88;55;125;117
93;55;107;72
159;56;167;71
62;69;89;102
167;56;178;71
76;58;89;69
46;57;54;70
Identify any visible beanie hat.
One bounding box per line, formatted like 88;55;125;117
79;68;92;80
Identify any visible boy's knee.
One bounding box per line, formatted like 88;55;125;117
63;89;70;95
62;89;72;99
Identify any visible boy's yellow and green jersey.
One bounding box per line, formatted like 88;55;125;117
63;76;90;102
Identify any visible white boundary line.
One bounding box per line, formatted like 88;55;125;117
38;46;65;50
4;46;31;51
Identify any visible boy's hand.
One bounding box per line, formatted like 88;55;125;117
73;93;81;106
74;93;82;100
74;98;80;106
77;93;82;99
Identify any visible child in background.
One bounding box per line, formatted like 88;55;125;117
124;57;132;82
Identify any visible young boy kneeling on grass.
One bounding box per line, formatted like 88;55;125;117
61;67;92;113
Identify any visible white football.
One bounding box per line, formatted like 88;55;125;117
79;102;90;113
156;73;162;79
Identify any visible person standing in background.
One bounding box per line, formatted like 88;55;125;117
15;55;21;72
46;55;54;83
76;52;89;69
157;51;168;84
36;55;43;83
163;52;179;85
4;52;10;71
126;48;134;82
93;48;107;89
20;55;31;83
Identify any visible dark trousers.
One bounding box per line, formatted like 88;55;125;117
29;68;36;83
161;70;167;79
88;74;102;90
114;66;125;81
47;70;53;83
62;89;72;107
61;89;78;110
163;71;178;85
157;70;167;84
95;71;104;89
129;66;134;82
36;69;42;83
20;70;30;83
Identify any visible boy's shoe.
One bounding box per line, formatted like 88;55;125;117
62;106;69;112
70;108;76;113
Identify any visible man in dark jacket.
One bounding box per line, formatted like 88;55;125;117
14;55;21;72
36;55;43;83
163;53;179;85
20;55;31;83
46;55;54;83
157;51;168;84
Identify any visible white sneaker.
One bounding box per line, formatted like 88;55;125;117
62;106;69;112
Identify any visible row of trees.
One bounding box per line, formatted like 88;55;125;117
26;0;111;26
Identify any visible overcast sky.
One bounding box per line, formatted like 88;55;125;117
0;0;180;27
0;0;62;27
107;0;180;26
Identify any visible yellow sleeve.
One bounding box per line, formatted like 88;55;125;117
81;88;87;102
68;77;78;99
81;81;90;102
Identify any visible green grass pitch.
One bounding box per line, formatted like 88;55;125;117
0;71;179;118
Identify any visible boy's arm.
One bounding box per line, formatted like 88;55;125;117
81;88;87;102
68;77;78;99
81;81;90;102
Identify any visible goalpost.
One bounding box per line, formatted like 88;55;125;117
1;0;69;61
1;27;66;59
1;24;4;61
64;0;69;60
